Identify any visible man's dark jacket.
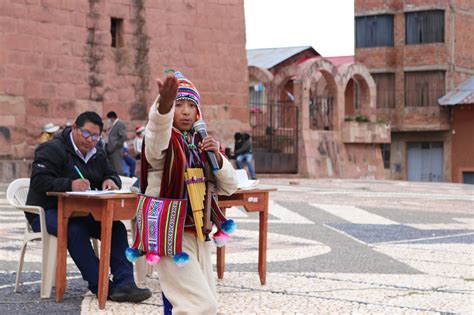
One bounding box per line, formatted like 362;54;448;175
234;133;252;156
26;128;121;215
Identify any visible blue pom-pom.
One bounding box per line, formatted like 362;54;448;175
125;247;140;263
173;252;189;267
221;219;236;234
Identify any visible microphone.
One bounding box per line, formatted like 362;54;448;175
193;119;219;173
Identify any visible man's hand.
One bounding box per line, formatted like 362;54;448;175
102;179;119;190
72;179;91;191
157;73;178;114
198;135;223;168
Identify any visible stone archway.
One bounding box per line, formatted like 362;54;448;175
338;63;376;122
299;58;341;131
250;64;300;173
248;66;273;109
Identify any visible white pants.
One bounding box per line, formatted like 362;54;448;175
156;233;218;315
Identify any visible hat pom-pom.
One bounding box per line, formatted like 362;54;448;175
173;252;189;267
145;253;160;265
213;230;230;248
221;219;236;234
125;247;140;263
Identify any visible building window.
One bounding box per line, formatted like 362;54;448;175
355;14;394;48
463;172;474;184
406;10;444;44
380;144;390;169
111;18;124;47
372;73;395;108
404;71;445;107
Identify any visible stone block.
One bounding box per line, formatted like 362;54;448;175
0;95;25;115
26;98;50;116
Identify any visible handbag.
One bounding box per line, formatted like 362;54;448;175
126;194;190;266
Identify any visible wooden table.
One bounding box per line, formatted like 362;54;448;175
48;192;137;310
217;188;276;285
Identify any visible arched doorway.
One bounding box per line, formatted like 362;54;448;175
309;72;334;130
251;74;299;174
344;75;370;120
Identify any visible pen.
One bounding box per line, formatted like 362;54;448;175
74;165;85;180
74;165;91;190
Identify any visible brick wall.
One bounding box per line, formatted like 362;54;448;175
451;104;474;183
355;0;474;132
0;0;248;180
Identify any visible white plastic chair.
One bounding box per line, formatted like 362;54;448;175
6;178;99;299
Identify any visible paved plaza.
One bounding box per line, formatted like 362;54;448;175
0;179;473;314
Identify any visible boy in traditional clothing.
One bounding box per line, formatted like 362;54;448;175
139;70;237;314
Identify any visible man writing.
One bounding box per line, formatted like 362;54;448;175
26;111;151;302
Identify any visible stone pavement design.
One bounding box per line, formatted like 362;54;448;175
0;179;473;314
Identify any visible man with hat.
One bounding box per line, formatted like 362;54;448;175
133;125;145;160
39;123;60;144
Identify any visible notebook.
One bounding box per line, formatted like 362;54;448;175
235;169;259;190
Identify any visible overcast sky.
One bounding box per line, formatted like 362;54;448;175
244;0;355;57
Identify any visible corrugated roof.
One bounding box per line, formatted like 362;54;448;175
247;46;317;69
439;76;474;106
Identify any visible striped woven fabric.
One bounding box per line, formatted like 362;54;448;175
132;194;187;257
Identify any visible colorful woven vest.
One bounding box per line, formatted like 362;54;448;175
126;128;236;266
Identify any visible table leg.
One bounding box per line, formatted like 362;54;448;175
216;207;227;280
98;200;114;310
217;246;225;279
258;194;269;285
56;196;68;302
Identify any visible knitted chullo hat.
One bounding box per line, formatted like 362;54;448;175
172;70;202;119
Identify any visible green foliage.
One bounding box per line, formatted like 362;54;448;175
355;114;369;122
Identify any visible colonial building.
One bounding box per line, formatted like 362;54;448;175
0;0;249;181
355;0;474;182
247;46;390;179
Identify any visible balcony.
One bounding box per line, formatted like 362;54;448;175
342;121;390;144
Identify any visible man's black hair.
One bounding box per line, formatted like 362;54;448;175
75;111;104;132
106;111;118;119
234;132;242;140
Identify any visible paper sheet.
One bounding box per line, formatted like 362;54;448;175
65;189;132;196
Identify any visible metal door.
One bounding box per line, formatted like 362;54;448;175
407;142;443;182
250;102;299;173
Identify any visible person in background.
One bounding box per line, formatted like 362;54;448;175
122;142;136;178
133;125;145;160
105;111;128;175
39;123;60;144
234;132;257;180
26;111;152;302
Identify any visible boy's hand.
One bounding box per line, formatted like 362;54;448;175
198;136;223;168
156;73;178;114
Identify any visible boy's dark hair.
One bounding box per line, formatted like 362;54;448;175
106;111;118;119
75;111;104;132
234;132;242;140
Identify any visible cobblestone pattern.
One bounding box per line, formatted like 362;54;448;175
0;179;473;314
